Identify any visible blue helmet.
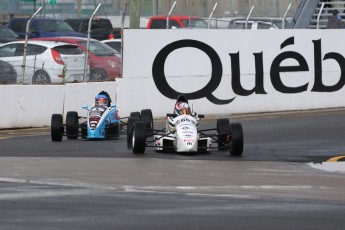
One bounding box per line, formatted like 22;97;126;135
95;94;108;106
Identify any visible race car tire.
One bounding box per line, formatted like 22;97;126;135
51;114;63;142
132;121;146;154
217;118;230;150
81;123;87;139
229;123;244;156
140;109;154;137
130;111;141;119
127;117;139;149
66;111;79;140
105;123;120;139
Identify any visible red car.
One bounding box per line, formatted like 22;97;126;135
32;37;121;81
147;15;208;29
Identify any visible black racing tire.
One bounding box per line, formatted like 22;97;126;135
140;109;154;137
32;70;51;84
217;118;230;150
132;121;146;154
229;123;244;156
66;111;79;140
89;69;108;82
51;114;63;142
81;123;88;139
127;117;139;149
130;111;141;119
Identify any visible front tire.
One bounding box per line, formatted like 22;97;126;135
127;117;139;149
66;111;79;139
229;123;244;156
217;118;230;150
140;109;154;137
51;114;63;142
132;121;146;154
81;123;88;139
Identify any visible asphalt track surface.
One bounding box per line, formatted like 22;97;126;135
0;109;344;230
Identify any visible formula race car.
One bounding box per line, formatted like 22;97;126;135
51;91;125;141
127;95;244;156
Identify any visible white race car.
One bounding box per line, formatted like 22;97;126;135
127;95;244;156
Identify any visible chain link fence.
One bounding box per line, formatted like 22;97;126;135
0;0;301;85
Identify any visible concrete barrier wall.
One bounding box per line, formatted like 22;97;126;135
1;29;345;129
0;83;117;129
120;29;345;116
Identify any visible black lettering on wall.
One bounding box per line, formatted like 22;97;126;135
152;39;235;104
230;52;267;96
270;37;309;93
312;39;345;92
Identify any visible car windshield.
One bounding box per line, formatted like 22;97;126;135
0;26;18;39
181;18;208;28
40;20;75;32
91;19;113;30
78;40;119;56
104;41;121;54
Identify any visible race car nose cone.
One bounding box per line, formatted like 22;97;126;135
88;129;105;139
177;139;198;152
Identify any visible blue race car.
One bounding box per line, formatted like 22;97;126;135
51;91;125;141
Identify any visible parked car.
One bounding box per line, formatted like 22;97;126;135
0;25;18;45
228;20;279;29
0;40;87;84
147;15;209;29
0;60;17;84
65;18;119;40
33;37;121;81
7;18;87;39
101;38;121;55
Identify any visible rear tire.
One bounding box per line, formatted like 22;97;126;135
229;123;244;156
51;114;63;142
127;117;139;149
132;121;146;154
32;70;51;84
141;109;154;137
66;111;79;139
89;69;107;82
130;111;141;119
217;118;230;150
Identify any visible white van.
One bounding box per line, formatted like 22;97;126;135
228;20;279;29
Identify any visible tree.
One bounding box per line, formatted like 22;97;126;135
129;0;141;28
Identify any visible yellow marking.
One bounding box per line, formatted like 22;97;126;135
326;156;345;162
0;131;49;140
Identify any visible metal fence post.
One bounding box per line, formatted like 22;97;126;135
21;7;42;85
83;3;101;82
166;1;177;29
282;2;292;29
208;3;218;29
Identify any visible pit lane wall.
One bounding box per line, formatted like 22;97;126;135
1;29;345;129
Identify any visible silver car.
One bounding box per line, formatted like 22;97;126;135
0;40;87;84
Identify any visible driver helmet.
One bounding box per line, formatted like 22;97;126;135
95;94;108;106
175;102;191;115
